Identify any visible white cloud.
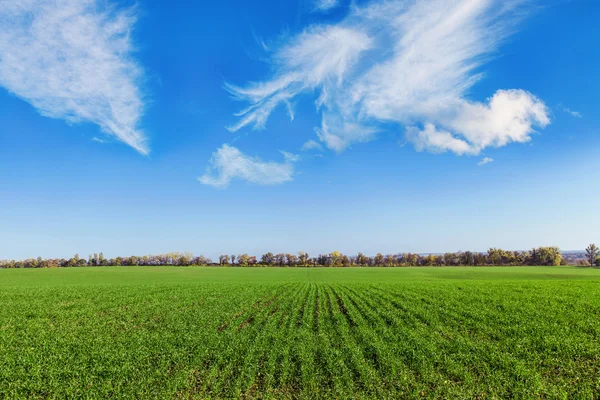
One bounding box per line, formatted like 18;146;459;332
316;113;378;152
478;157;494;166
199;144;297;188
225;25;372;133
301;139;323;151
406;123;475;155
314;0;339;12
0;0;148;154
227;0;550;156
557;104;582;118
444;89;550;153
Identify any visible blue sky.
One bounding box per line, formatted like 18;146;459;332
1;0;598;260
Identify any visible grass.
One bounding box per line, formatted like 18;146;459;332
0;266;599;398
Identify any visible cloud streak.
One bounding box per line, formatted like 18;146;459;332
478;157;494;166
557;104;582;118
301;139;323;151
199;145;297;188
314;0;340;12
0;0;148;154
227;0;550;156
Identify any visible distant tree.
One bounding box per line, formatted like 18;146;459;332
472;252;485;266
178;252;193;266
330;251;341;267
287;254;298;267
238;254;250;267
341;255;350;267
443;253;453;266
512;251;526;266
261;252;275;265
194;256;211;265
298;251;309;267
274;253;286;266
384;254;395;267
423;254;436;266
230;255;236;265
461;251;475;266
374;253;384;266
403;253;419;266
586;244;599;267
67;254;79;267
219;255;230;265
487;248;504;265
316;254;327;266
535;247;562;266
356;253;369;266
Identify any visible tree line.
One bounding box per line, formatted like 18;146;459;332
1;245;599;268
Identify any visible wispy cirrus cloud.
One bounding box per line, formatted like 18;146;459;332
227;0;550;156
557;104;582;118
199;144;297;188
225;24;372;133
0;0;148;154
314;0;340;12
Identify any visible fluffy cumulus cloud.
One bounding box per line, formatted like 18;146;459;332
0;0;148;154
199;145;297;188
227;0;551;156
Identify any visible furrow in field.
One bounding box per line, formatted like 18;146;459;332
334;285;407;396
344;285;445;395
364;285;440;329
235;283;308;398
341;286;405;377
324;285;382;396
312;285;319;334
216;284;293;333
363;284;538;396
370;284;502;348
308;284;336;397
250;283;308;398
312;283;356;397
295;284;320;397
193;285;291;396
274;284;311;392
381;285;553;393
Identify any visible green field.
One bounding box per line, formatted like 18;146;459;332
1;267;599;398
